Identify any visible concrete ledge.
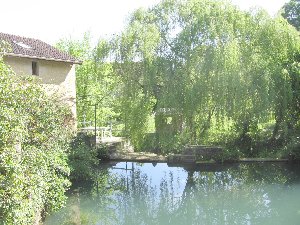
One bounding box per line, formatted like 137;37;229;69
109;152;167;163
184;145;223;161
238;158;289;162
107;154;293;165
167;154;196;164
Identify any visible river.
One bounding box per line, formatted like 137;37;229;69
45;162;300;225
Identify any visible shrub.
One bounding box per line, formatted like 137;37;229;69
0;59;73;224
68;133;99;181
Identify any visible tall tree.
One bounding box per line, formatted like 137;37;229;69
56;35;120;128
115;0;300;152
282;0;300;30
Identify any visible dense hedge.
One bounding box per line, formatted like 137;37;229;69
0;58;73;224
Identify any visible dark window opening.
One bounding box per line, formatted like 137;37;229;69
32;61;38;75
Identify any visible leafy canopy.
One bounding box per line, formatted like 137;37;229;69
282;0;300;30
114;0;300;152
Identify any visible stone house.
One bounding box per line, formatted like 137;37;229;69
0;32;81;125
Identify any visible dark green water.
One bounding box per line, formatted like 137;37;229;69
45;162;300;225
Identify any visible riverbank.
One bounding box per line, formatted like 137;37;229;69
107;150;293;164
98;136;298;165
110;151;167;162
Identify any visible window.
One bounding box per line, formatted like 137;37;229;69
15;41;32;49
32;61;38;75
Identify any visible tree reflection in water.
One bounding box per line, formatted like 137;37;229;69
45;163;300;225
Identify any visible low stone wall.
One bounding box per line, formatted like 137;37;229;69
109;152;166;163
105;144;224;164
167;154;196;164
167;145;223;164
102;142;293;165
184;145;223;161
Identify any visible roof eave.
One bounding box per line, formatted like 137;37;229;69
4;53;83;65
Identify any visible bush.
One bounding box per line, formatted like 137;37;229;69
68;133;99;181
0;59;73;224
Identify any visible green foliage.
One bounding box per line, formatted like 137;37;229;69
282;0;300;30
57;1;300;158
56;34;121;131
0;59;72;224
68;133;99;181
114;0;300;155
56;32;92;61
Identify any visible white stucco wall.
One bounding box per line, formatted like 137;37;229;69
3;55;77;126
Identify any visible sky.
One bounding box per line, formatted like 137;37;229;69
0;0;290;45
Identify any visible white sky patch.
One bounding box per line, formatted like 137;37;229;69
0;0;289;45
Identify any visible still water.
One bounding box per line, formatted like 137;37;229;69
45;162;300;225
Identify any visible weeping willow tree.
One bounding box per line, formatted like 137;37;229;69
114;0;300;154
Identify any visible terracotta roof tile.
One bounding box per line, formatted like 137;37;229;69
0;32;81;64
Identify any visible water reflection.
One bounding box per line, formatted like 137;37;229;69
45;163;300;225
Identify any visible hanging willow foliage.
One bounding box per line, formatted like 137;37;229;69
114;0;300;152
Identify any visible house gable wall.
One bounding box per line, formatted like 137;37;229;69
3;56;77;126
